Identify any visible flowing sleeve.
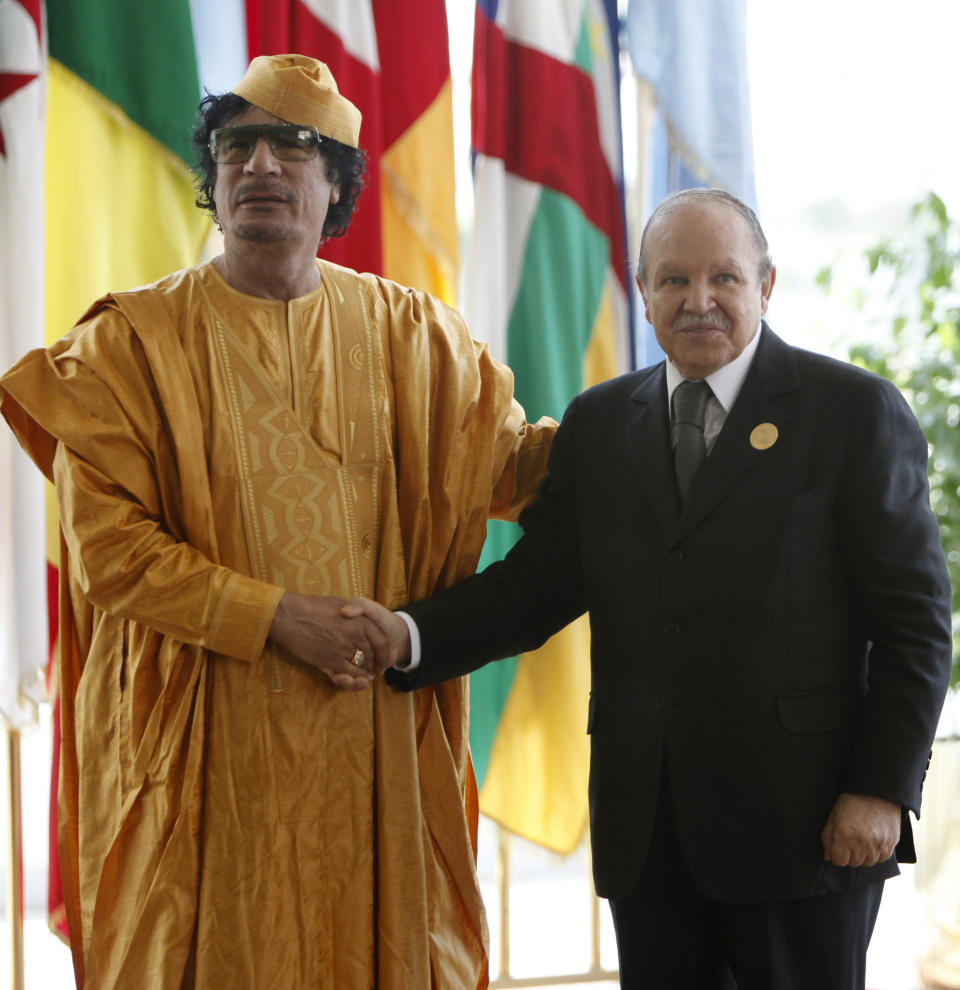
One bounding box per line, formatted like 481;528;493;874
1;307;284;662
375;277;554;598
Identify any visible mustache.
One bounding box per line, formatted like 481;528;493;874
233;182;296;205
673;311;732;332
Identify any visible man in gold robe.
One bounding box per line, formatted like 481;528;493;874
0;54;553;989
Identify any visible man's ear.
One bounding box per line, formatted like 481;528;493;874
326;166;341;205
635;275;650;325
760;265;777;315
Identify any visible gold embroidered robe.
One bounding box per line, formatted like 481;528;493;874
0;260;554;989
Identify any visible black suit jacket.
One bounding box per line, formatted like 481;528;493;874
391;325;952;904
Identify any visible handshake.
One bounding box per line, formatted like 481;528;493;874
339;597;414;683
268;591;414;691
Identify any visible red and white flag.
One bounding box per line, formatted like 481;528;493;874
245;0;458;300
0;0;49;729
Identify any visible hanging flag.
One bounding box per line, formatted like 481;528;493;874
0;23;56;970
0;1;48;732
627;0;754;204
45;0;215;346
40;0;244;944
245;0;458;301
464;0;632;854
627;0;755;364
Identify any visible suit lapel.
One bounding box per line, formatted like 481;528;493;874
674;325;800;537
627;365;679;530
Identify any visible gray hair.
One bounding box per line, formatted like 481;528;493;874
636;188;773;283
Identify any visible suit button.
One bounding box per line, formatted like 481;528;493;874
663;621;680;637
667;548;684;564
653;696;665;710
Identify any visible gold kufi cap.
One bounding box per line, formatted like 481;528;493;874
232;54;361;148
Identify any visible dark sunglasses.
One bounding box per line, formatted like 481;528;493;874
209;124;324;164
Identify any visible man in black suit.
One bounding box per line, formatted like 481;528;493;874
348;189;953;988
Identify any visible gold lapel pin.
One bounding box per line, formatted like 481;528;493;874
750;423;779;450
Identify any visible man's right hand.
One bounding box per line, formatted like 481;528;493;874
339;597;412;674
268;592;388;690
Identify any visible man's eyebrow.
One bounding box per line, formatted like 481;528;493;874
654;259;747;275
712;259;747;271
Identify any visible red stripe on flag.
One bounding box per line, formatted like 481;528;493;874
0;73;39;157
245;0;384;276
47;560;59;659
472;12;628;290
372;0;450;150
21;0;41;28
0;72;37;102
0;0;42;153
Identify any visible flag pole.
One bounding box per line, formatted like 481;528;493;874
5;720;25;990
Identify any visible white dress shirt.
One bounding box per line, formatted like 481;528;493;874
664;323;762;453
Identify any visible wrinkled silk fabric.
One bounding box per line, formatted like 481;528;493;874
0;260;554;989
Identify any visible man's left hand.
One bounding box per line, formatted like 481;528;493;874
821;792;901;867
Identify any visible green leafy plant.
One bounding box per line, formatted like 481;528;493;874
819;192;960;685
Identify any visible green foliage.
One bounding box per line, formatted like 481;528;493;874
831;192;960;684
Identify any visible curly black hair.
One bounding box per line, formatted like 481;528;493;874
191;91;367;240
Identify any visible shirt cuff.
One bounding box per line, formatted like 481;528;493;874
395;611;421;670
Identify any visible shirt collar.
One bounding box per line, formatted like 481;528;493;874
665;323;763;413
